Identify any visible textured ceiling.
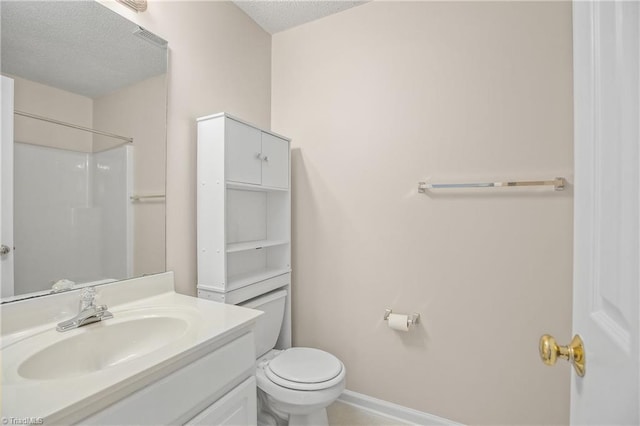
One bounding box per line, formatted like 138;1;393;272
1;0;167;99
233;1;368;34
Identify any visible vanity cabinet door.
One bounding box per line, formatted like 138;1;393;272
226;119;262;185
260;132;289;189
186;376;257;426
78;333;256;426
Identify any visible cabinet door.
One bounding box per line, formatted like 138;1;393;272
260;132;289;189
226;119;262;185
186;376;257;426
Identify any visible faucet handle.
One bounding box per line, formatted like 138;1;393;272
80;286;96;301
79;287;97;310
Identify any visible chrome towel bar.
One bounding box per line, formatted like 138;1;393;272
130;194;165;201
418;177;566;193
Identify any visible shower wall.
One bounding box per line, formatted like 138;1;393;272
93;145;132;281
14;143;96;293
14;143;130;293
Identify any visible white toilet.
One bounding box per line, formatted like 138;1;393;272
240;289;346;426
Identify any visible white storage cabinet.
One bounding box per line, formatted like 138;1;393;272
197;114;291;350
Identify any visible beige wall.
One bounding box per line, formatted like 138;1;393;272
101;0;271;295
11;75;93;152
93;74;167;277
272;2;574;425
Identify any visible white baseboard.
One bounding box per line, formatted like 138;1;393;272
337;389;464;426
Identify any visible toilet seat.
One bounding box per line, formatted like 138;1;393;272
264;348;345;391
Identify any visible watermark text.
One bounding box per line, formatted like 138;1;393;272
1;417;44;425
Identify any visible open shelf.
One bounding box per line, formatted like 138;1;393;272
226;239;289;253
226;181;289;192
227;267;291;290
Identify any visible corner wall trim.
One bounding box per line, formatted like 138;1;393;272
337;389;464;426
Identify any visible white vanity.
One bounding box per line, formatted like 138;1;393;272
0;272;261;425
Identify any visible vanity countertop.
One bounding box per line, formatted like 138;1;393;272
0;272;261;424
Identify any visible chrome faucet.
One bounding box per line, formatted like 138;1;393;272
56;287;113;332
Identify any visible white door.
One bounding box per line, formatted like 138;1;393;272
571;1;639;423
0;75;15;298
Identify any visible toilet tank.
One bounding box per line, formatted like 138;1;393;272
239;289;287;358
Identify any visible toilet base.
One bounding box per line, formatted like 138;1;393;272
289;409;329;426
257;387;331;426
257;407;329;426
257;390;284;426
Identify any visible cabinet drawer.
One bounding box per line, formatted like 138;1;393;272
186;376;257;426
79;332;255;425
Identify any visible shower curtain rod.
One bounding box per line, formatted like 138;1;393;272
14;110;133;143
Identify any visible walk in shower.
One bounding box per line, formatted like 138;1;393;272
14;133;132;295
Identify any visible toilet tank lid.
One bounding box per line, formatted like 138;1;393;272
240;289;287;309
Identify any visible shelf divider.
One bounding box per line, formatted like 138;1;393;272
226;181;289;192
227;267;291;290
226;239;289;253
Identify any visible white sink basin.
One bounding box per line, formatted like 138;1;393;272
3;306;200;383
0;272;264;424
19;316;189;380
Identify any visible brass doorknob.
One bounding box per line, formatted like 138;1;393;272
539;334;586;377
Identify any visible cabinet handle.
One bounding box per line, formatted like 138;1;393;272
255;152;263;160
263;155;269;162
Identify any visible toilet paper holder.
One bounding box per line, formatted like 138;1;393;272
383;309;420;326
